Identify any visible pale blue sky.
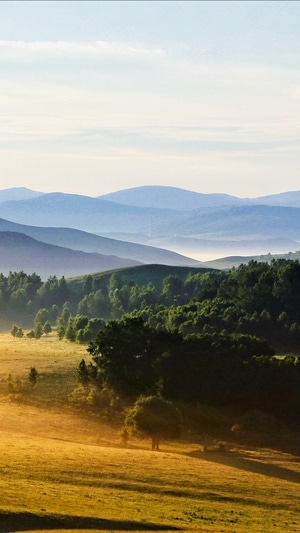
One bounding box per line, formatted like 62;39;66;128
1;1;300;197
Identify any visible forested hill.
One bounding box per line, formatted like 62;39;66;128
3;260;300;421
2;259;300;355
67;264;213;295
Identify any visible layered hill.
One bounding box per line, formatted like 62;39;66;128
0;192;180;234
100;185;246;210
0;187;43;203
0;232;141;279
1;186;300;261
100;185;300;209
0;218;197;267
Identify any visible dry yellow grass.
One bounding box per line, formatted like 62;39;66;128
0;332;300;532
0;331;87;408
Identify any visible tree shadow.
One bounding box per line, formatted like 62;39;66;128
187;448;300;485
0;511;181;533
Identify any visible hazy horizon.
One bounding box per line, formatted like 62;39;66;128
2;183;300;201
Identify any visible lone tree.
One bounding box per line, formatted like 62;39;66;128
124;395;182;450
29;367;38;387
10;324;18;338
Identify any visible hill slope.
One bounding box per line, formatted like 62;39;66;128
67;263;214;294
254;190;300;208
0;192;180;234
1;192;300;240
0;217;198;267
101;185;300;209
100;185;245;210
1;188;300;260
0;187;44;203
0;232;140;279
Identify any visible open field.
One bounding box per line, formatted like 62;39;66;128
0;333;300;532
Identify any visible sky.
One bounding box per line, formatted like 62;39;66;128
1;0;300;198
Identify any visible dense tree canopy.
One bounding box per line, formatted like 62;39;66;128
2;261;300;421
87;317;180;397
124;395;182;449
2;260;300;352
80;315;296;419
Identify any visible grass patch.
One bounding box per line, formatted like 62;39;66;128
0;333;300;532
0;331;87;408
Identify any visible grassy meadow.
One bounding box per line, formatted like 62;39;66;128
0;331;299;532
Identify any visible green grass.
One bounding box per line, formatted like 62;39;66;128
0;333;300;532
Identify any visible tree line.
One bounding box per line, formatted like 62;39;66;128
3;260;300;434
4;259;300;351
77;316;300;422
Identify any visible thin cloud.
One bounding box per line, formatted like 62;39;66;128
0;40;165;60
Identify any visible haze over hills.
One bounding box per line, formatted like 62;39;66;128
100;186;247;210
253;190;300;208
99;185;300;210
0;186;299;265
0;232;141;279
0;217;198;267
0;187;44;203
0;192;180;234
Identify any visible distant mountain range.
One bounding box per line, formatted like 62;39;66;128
101;186;246;210
0;185;299;277
101;185;300;210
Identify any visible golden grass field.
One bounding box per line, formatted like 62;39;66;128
0;332;299;533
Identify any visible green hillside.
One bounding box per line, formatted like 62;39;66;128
67;263;215;296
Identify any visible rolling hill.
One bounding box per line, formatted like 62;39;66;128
1;191;300;239
0;186;300;262
100;185;300;210
0;187;43;203
67;263;214;294
0;232;141;279
100;185;246;210
254;190;300;208
0;192;181;234
0;218;198;267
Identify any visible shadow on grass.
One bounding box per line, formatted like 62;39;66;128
0;511;181;533
188;449;300;485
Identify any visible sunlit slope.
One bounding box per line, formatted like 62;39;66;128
0;333;299;532
0;401;299;533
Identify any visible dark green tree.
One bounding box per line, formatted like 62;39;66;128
124;396;182;450
43;321;52;336
34;322;43;339
16;327;24;338
28;367;38;387
87;317;178;397
34;308;50;327
10;324;18;338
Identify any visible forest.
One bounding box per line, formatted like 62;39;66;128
2;259;300;427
